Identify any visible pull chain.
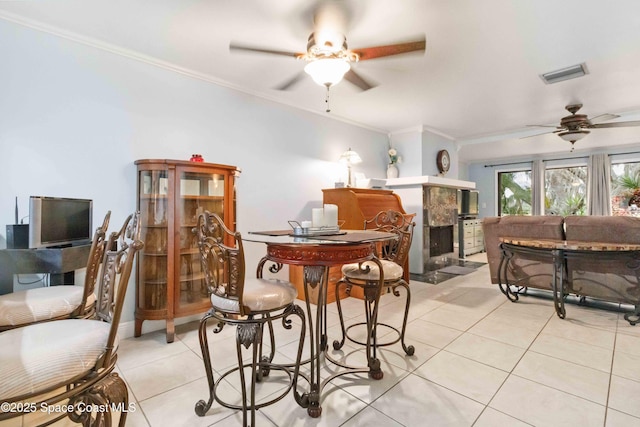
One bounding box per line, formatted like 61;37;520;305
325;85;331;113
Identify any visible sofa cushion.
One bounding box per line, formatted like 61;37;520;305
565;215;640;304
482;216;566;285
564;215;640;243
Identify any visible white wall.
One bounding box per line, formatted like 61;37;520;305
421;130;458;178
0;19;390;332
390;127;458;178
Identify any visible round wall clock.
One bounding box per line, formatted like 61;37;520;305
436;149;450;174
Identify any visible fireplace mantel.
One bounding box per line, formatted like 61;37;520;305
386;175;476;189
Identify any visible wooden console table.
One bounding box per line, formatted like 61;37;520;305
0;245;91;294
499;237;640;324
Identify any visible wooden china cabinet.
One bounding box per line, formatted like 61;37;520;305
134;159;240;342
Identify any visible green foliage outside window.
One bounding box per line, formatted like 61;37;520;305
498;161;640;217
545;167;586;216
611;162;640;215
498;171;531;215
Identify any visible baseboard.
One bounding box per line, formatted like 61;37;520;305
117;314;203;340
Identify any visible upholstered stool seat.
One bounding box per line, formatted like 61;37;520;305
341;259;404;283
0;319;113;399
0;211;111;332
334;210;416;356
210;278;297;313
0;287;97;328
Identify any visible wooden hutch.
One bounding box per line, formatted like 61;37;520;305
134;159;239;342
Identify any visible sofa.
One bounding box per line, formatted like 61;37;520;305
483;215;640;323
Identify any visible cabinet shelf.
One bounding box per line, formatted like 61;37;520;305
135;159;239;343
140;195;168;200
180;248;199;255
181;195;225;201
179;272;205;282
142;252;167;257
143;279;168;286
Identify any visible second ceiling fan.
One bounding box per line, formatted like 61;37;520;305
229;1;426;94
528;104;640;151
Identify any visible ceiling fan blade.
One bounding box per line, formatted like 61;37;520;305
521;129;556;139
351;37;426;61
526;124;560;128
343;69;375;91
275;72;306;91
229;42;303;58
590;120;640;128
589;113;620;124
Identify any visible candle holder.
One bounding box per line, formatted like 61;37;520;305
287;220;345;236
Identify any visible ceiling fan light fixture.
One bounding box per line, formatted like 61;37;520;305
540;63;589;84
304;58;350;87
558;129;590;142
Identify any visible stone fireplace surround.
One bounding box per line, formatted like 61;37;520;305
386;175;476;275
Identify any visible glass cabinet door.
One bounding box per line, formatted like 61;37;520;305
137;169;169;312
175;170;226;312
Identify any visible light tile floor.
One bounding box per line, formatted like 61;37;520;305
114;254;640;426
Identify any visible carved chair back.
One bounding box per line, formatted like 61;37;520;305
76;210;111;317
364;210;416;268
196;211;248;315
95;211;144;368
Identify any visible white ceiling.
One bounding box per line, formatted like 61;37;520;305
3;0;640;163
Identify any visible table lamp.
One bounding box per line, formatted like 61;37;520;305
339;148;362;187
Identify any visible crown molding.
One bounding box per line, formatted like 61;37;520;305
0;10;387;135
389;125;454;141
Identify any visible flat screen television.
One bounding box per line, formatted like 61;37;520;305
459;190;479;217
29;196;93;249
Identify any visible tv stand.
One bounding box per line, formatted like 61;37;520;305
0;245;91;294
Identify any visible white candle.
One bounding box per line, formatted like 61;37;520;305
324;204;338;227
301;220;312;229
312;208;324;228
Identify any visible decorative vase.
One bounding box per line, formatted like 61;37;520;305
387;163;399;179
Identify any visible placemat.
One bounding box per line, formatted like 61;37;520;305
305;232;390;242
248;230;291;236
248;230;348;237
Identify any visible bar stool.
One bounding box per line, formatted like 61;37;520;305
333;210;416;355
193;212;306;427
0;212;143;426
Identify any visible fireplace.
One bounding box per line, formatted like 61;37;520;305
429;225;454;257
422;185;457;271
385;175;477;275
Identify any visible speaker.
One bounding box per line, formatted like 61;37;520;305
6;224;29;249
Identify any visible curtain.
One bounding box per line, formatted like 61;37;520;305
531;159;545;215
587;153;612;216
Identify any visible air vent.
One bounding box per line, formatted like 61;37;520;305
540;63;588;84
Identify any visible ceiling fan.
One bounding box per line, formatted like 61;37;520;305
528;104;640;151
229;1;425;103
